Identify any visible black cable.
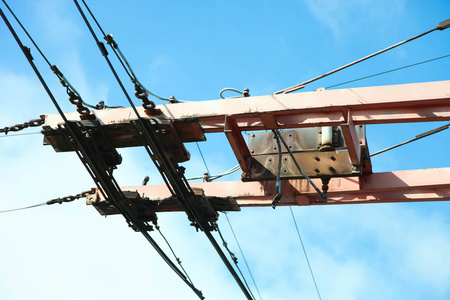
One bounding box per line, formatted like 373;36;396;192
73;0;197;222
73;3;255;298
272;129;283;208
1;0;119;110
1;7;204;299
325;54;450;89
273;130;326;200
79;0;134;80
216;225;255;300
1;0;51;65
224;212;262;300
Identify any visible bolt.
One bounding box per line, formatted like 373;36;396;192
251;133;255;138
330;155;336;161
314;156;320;161
314;168;320;173
329;166;335;171
250;150;254;154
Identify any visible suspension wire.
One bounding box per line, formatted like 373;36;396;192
1;7;204;299
73;3;254;298
370;122;450;157
223;212;262;300
0;202;46;214
216;224;256;300
156;225;194;285
1;0;119;110
274;18;450;94
80;0;183;103
0;189;95;214
289;207;322;300
196;142;211;180
325;53;450;89
0;131;41;137
273;130;326;200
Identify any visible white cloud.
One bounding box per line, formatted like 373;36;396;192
304;0;406;41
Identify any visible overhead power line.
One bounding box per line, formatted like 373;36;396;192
223;212;262;300
274;18;450;94
79;0;183;104
216;223;256;300
289;207;322;300
1;0;119;110
1;5;204;298
325;53;450;89
73;2;255;298
370;122;450;157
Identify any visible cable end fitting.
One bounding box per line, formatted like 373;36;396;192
436;18;450;30
272;193;282;209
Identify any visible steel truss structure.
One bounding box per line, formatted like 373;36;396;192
42;80;450;209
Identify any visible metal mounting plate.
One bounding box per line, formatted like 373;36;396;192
243;150;358;181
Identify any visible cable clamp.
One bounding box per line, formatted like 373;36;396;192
103;34;118;48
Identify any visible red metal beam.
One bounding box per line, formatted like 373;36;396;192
87;168;450;209
45;80;450;133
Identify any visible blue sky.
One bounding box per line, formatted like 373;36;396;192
1;0;450;299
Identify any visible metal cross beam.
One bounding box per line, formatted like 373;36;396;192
43;80;450;208
87;168;450;210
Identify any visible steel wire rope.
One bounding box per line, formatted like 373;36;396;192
1;0;120;110
0;202;47;214
0;190;94;214
370;122;450;157
274;18;450;94
216;224;256;300
196;142;211;180
0;131;41;137
289;207;322;300
223;212;262;300
325;54;450;89
73;2;255;298
0;7;204;299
